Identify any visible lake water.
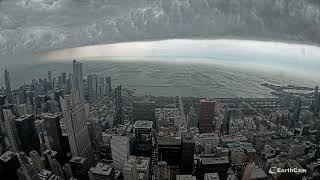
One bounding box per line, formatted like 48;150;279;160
4;39;320;97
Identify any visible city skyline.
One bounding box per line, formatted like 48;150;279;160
0;59;319;180
1;1;320;180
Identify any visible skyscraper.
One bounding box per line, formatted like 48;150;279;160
2;109;20;152
313;86;320;117
48;71;53;90
110;136;130;171
134;120;153;156
114;85;123;126
4;69;13;103
73;60;85;102
61;72;67;85
199;99;216;133
88;74;98;101
223;108;232;135
60;92;93;162
43;113;63;154
105;77;112;94
180;132;195;173
15;114;40;153
66;73;74;94
293;96;302;128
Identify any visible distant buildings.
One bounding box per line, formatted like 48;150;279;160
293;96;302;128
156;106;180;128
4;68;13;103
114;85;123;126
87;74;98;101
1;60;320;180
73;60;85;102
187;105;197;129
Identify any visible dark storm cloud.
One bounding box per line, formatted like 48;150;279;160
0;0;319;56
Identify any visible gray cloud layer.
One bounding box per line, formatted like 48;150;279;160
0;0;319;56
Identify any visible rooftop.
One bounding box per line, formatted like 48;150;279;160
204;173;220;180
43;113;59;119
34;119;44;125
221;134;248;143
38;169;57;180
134;98;156;104
182;132;194;143
15;114;33;122
0;151;16;162
158;136;181;146
176;175;197;180
134;120;153;129
70;156;87;164
199;133;220;139
201;156;230;165
91;163;114;176
200;99;215;103
126;156;150;171
44;150;58;157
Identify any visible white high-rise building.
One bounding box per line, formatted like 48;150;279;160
72;60;85;102
60;91;93;162
2;109;20;152
110;136;130;171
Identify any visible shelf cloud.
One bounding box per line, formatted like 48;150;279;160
0;0;319;56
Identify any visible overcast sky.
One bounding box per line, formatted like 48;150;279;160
1;0;320;57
